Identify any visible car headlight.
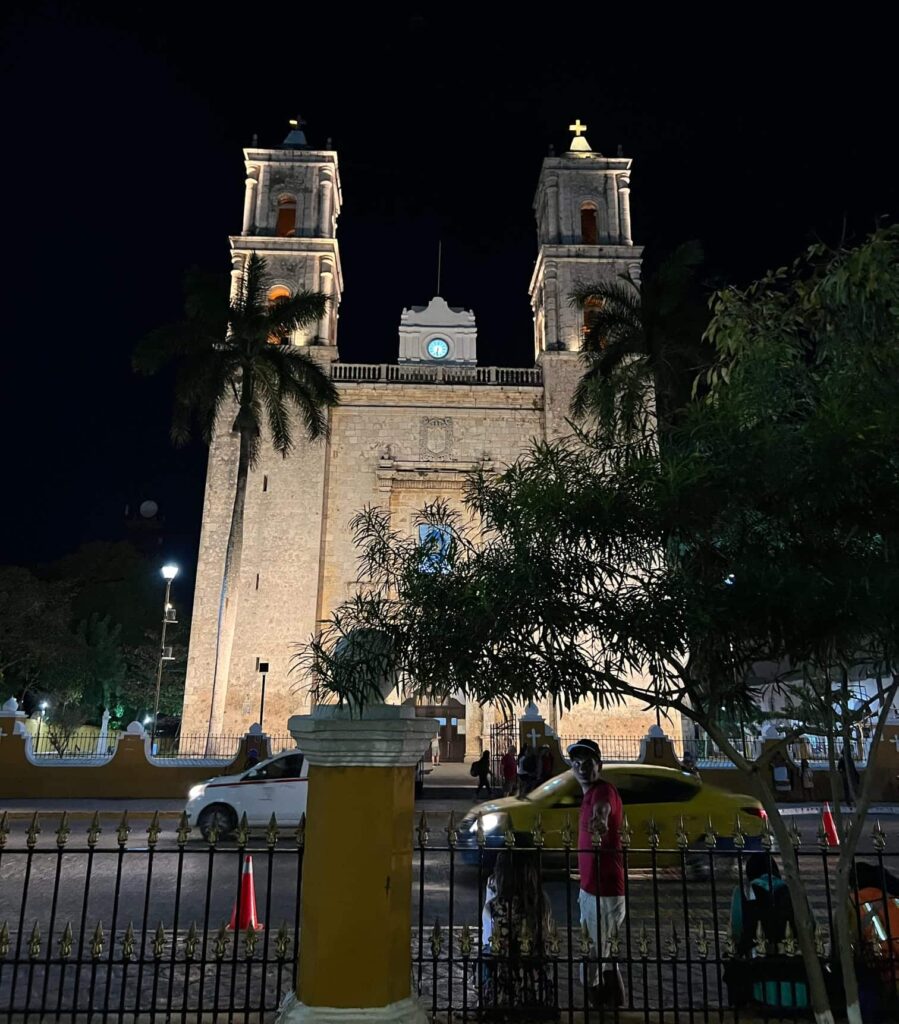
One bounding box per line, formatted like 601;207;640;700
469;812;506;834
188;784;207;801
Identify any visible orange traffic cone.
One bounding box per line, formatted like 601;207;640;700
227;855;264;931
822;802;839;847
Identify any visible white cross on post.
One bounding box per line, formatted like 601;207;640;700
569;119;587;137
527;727;541;748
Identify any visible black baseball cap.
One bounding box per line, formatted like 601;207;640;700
567;738;601;759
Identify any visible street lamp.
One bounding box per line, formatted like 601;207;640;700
36;701;49;752
152;564;179;746
258;661;269;732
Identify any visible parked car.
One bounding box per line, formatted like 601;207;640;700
456;764;767;868
185;749;307;838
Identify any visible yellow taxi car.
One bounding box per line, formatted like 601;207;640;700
456;764;767;867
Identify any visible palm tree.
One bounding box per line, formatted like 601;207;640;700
134;254;340;740
569;241;711;438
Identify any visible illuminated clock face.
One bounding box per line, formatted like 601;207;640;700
427;337;449;360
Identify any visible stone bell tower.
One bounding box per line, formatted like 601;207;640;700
529;119;642;360
233;118;343;347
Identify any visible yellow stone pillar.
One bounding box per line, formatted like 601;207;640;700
279;703;435;1024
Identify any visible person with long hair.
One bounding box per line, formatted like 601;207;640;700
481;850;558;1020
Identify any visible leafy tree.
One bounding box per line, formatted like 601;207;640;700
299;227;899;1024
568;241;711;438
135;255;339;738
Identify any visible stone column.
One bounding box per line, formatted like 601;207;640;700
242;168;259;235
543;261;560;350
230;252;245;302
607;173;620;243
618;174;633;246
280;703;435;1024
317;256;334;345
545;175;560;243
319;171;334;237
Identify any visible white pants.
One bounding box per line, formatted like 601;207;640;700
578;890;626;987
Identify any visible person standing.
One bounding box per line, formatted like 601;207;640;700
471;749;493;798
568;738;626;1009
430;731;441;767
501;745;518;796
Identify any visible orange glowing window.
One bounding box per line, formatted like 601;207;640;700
583;296;604;341
275;196;297;237
268;286;291;304
580;204;598;245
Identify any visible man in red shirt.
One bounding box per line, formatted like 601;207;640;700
500;744;518;795
568;738;626;1009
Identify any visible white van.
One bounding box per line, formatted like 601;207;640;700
185;749;308;838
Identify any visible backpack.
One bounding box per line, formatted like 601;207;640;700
470;762;479;777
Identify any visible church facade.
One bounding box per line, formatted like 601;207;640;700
181;120;673;757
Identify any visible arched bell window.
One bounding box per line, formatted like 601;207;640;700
580;203;599;245
267;286;291;345
275;196;297;237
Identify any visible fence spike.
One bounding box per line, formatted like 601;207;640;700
761;814;774;851
503;823;516;848
26;812;41;849
591;810;608;847
459;923;473;957
609;921;621;958
152;922;166;958
579;920;593;956
0;921;8;958
753;919;768;956
445;810;458;849
183;922;198;960
28;921;41;958
235;812;250;847
695;920;709;959
122;922;135;960
619;813;632;849
675;816;689;850
814;923;826;956
56;812;71;848
560;812;573;849
637;922;650;958
782;920;799;956
666;922;679;958
872;819;887;852
0;812;8;850
546;919;561;956
816;819;829;851
274;922;291;960
518;916;533;956
416;811;430;848
91;921;104;959
176;812;192;847
116;811;131;847
531;812;545;849
724;928;736;958
244;922;259;958
429;919;443;958
266;813;280;848
704;816;718;849
647;817;660;850
475;814;486;849
789;820;802;849
213;924;230;960
731;813;746;849
146;811;161;848
59;921;73;958
295;813;306;849
86;811;102;847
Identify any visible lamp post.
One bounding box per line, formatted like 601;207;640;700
152;564;179;747
258;661;269;732
36;700;49;753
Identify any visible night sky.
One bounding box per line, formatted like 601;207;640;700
3;4;895;591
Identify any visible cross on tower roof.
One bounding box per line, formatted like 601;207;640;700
567;117;594;156
568;119;587;136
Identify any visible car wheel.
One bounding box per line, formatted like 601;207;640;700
197;803;237;840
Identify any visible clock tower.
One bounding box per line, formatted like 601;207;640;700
397;296;477;365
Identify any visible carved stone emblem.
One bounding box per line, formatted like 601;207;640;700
420;417;453;461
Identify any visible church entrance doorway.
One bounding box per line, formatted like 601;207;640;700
414;698;466;762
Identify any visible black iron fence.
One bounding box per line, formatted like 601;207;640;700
0;811;303;1022
22;731;298;761
2;808;897;1022
412;812;899;1022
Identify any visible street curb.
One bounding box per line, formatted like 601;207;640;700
1;810;184;820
